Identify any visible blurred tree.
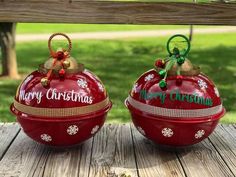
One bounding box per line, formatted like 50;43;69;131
0;22;19;79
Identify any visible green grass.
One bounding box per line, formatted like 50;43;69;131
1;33;236;123
16;24;186;34
16;23;217;34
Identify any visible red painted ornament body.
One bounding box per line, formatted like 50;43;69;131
125;35;225;147
10;33;112;146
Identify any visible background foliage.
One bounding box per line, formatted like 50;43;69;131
0;24;235;123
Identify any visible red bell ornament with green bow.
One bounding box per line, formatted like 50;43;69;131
125;34;225;147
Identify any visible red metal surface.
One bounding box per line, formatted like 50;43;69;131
11;69;112;146
15;70;107;108
126;69;225;146
16;111;108;147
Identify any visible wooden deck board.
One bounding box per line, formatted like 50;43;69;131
130;124;186;177
0;123;236;177
42;139;93;177
89;124;138;177
0;131;48;177
208;124;236;175
0;123;20;160
176;139;234;177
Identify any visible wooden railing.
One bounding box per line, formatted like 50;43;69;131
0;1;236;25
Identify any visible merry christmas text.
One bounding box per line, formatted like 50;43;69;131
19;88;93;104
139;89;213;106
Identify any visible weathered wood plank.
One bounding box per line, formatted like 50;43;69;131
0;123;20;161
208;124;236;175
89;124;138;177
1;123;236;177
0;131;48;177
0;1;236;25
176;138;234;177
131;124;185;177
0;129;93;177
41;139;93;177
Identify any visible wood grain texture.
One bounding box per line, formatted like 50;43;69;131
208;124;236;175
0;131;48;177
0;123;20;160
0;123;236;177
42;139;93;177
89;124;138;177
0;128;93;177
176;138;234;177
0;1;236;25
131;124;185;177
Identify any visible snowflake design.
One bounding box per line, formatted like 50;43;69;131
132;83;139;93
144;74;154;82
67;125;79;135
198;79;208;89
161;128;174;137
214;87;220;97
97;82;104;92
77;79;88;88
137;126;145;135
91;125;99;134
195;130;205;139
40;134;52;142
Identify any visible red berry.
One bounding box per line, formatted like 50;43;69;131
57;51;64;60
176;75;183;85
155;59;165;68
59;68;65;77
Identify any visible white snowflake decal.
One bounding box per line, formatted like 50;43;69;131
137;126;145;135
144;74;154;82
91;125;99;134
40;134;52;142
77;79;88;88
198;79;208;89
97;82;104;92
67;125;79;135
132;83;139;93
161;128;174;137
214;87;220;97
195;130;205;139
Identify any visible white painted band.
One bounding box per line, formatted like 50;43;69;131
127;96;223;118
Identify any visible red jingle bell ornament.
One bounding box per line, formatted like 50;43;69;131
10;33;112;146
125;34;225;147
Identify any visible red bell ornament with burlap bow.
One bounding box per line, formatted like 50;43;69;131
10;33;112;146
125;34;225;146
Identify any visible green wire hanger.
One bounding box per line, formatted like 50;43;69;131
157;34;191;88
